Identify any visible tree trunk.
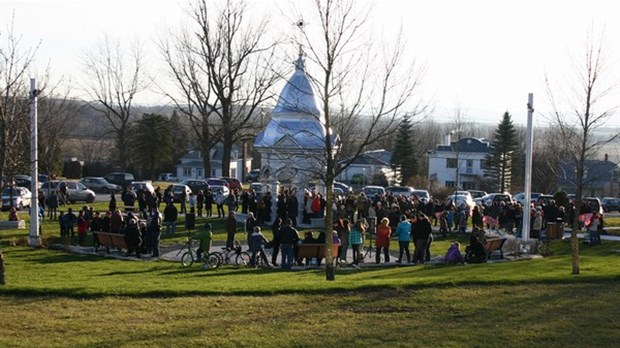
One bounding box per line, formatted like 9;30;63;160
221;133;233;178
324;173;335;281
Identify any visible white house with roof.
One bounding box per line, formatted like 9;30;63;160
336;149;396;184
427;135;490;190
175;143;251;180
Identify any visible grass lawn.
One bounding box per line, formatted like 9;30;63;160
0;203;619;347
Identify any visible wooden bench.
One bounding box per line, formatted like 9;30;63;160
296;243;340;260
93;231;127;253
0;220;26;230
484;238;506;260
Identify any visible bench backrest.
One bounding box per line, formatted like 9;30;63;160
94;231;128;249
485;238;505;252
296;243;340;259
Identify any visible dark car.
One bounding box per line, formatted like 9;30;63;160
178;179;210;193
245;169;260;182
602;197;620;212
206;178;228;188
104;172;135;188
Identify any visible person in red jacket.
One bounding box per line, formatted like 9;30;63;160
76;210;88;246
375;217;392;263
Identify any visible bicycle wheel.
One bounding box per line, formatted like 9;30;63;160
206;252;222;269
180;251;195;267
235;252;251;266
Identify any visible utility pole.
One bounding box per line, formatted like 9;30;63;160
522;93;534;243
29;78;40;247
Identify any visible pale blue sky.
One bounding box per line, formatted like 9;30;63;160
2;0;619;127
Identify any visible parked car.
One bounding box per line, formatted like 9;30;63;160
583;197;604;215
206;178;229;188
220;177;242;191
80;177;122;193
334;181;352;194
602;197;620;212
128;181;155;194
245;169;261;182
211;184;230;198
179;179;210;193
479;193;513;206
158;173;177;181
1;186;32;211
468;190;487;199
513;192;541;206
446;194;476;210
361;185;386;197
41;181;96;203
104;172;135;188
171;184;192;203
386;186;414;197
411;189;431;203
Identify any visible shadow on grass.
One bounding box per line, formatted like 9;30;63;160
2;274;619;300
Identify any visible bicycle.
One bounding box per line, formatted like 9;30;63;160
177;233;221;269
212;241;251;266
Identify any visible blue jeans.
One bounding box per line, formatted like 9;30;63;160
280;243;294;269
166;221;176;237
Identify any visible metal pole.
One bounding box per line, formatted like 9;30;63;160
29;78;40;247
522;93;534;242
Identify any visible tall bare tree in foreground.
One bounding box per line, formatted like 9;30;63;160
160;0;278;178
293;0;427;280
0;15;37;186
81;36;147;171
546;28;619;275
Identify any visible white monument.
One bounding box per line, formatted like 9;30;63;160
254;52;338;221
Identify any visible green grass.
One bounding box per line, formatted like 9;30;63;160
1;205;620;347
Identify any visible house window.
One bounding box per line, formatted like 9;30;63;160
183;167;191;177
445;181;455;187
446;158;457;168
462;181;475;190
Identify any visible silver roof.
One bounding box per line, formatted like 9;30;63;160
272;55;320;116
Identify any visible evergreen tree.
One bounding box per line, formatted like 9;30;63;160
130;114;173;179
390;116;418;186
484;112;520;192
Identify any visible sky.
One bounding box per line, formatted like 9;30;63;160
1;0;619;127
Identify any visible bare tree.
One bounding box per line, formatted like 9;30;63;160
36;74;79;176
545;28;619;274
291;0;427;280
0;14;38;186
160;0;279;178
80;35;147;171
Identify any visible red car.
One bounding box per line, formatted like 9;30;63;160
219;177;242;191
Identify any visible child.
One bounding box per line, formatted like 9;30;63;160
444;242;464;264
587;212;601;245
532;210;543;238
439;211;448;236
196;223;213;262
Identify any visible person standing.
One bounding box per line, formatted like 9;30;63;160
108;193;117;214
196;190;204;218
270;218;282;266
163;202;178;237
196;222;213;261
375;217;391;263
150;207;162;257
225;211;237;250
180;188;188;214
48;190;59;220
334;219;350;263
245;212;259;248
348;220;365;265
278;218;300;269
412;212;432;264
249;226;271;267
395;215;412;263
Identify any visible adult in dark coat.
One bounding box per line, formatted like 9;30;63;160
412;212;432;264
225;211;237;250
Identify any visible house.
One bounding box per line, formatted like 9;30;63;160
175;143;252;181
427;135;490;190
556;158;620;197
337;149;396;185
